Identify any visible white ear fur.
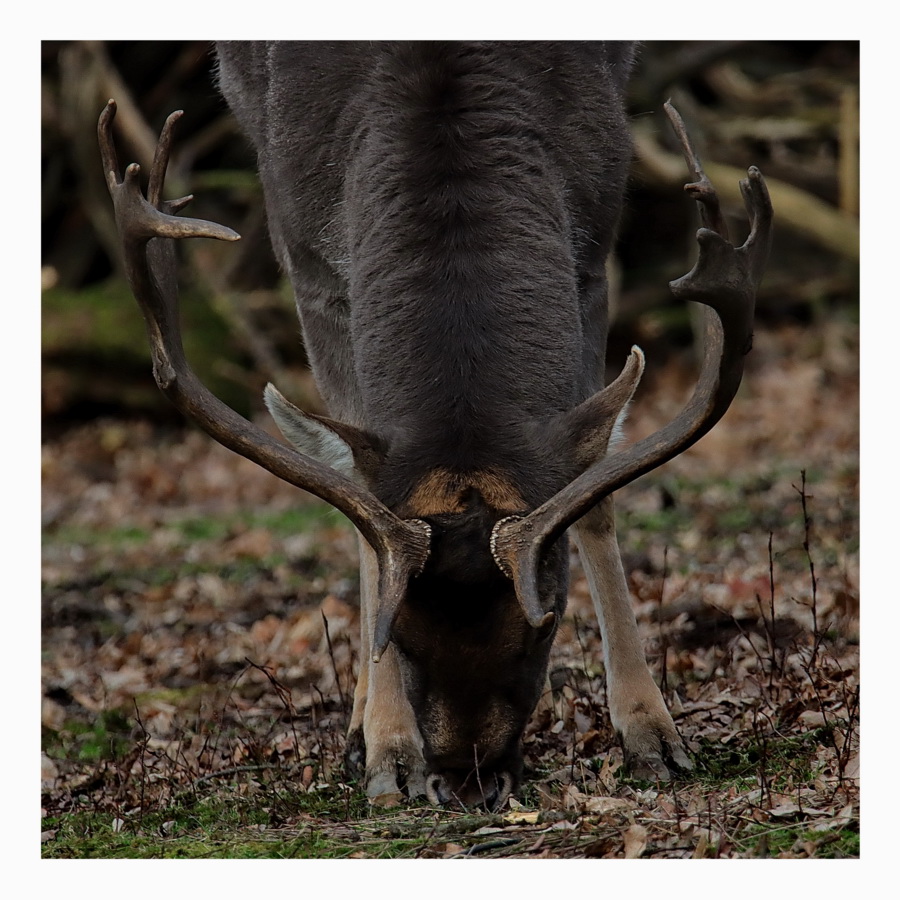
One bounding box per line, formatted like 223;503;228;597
263;383;357;478
605;346;644;452
561;345;644;470
607;403;631;452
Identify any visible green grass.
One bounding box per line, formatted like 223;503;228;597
44;505;350;599
43;281;231;371
48;506;346;551
687;729;835;789
42;279;249;414
47;523;153;549
736;823;859;859
42;778;490;859
43;806;321;859
43;710;133;763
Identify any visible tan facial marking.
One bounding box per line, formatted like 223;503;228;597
402;468;525;517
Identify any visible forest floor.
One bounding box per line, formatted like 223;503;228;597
40;316;859;859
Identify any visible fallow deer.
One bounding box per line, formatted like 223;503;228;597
98;40;772;810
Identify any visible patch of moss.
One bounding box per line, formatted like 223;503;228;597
42;279;251;416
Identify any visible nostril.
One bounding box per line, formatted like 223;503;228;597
476;771;514;811
492;771;514;810
426;773;451;806
480;779;499;810
426;769;516;810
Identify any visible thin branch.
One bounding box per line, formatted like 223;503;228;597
322;612;348;715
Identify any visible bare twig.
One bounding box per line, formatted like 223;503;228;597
658;545;670;697
244;658;304;762
191;763;274;787
321;612;348;715
454;837;523;857
131;700;151;825
795;471;821;669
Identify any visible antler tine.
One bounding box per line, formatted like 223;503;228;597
493;102;773;613
664;100;730;242
147;109;182;208
98;100;431;570
372;520;432;662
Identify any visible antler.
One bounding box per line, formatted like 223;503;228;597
493;101;774;622
98;100;430;658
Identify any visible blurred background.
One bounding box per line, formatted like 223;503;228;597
41;40;859;431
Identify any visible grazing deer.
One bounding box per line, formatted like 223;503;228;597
98;41;771;810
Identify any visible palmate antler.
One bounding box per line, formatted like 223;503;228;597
492;101;774;627
98;100;430;660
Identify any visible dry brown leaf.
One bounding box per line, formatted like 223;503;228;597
41;754;59;786
42;698;66;730
584;796;633;816
798;710;828;727
692;831;710;859
768;801;802;819
505;810;540;825
623;824;648;859
582;836;619;858
368;790;404;809
226;527;274;559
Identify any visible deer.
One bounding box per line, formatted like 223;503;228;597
98;41;772;810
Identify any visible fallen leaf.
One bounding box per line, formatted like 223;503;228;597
42;697;66;730
41;753;59;787
368;790;404;808
833;804;856;828
623;824;647;859
768;801;801;819
798;710;828;727
582;836;618;858
226;527;274;560
692;831;710;859
584;796;632;816
505;810;540;824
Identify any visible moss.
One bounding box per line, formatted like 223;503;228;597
42;279;251;416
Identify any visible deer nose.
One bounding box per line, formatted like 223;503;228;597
425;770;514;810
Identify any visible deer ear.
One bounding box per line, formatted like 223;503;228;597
264;384;386;484
557;347;645;471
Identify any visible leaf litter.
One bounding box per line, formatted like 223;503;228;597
41;321;858;858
